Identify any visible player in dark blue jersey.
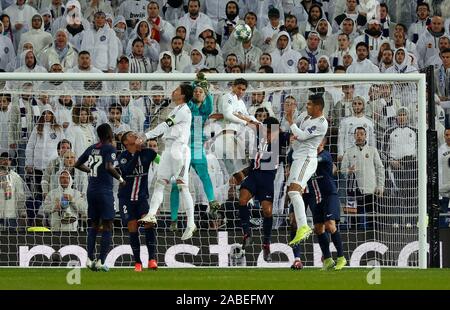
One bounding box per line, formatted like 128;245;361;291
75;123;125;272
118;131;160;271
309;138;346;270
239;117;289;262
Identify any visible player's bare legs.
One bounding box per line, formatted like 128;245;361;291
288;183;312;245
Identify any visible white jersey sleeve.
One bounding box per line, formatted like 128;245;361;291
220;93;248;126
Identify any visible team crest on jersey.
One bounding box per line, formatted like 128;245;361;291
100;35;106;41
49;133;57;139
363;123;367;128
228;99;232;104
287;59;294;66
365;153;369;158
4;47;9;54
120;158;127;164
111;153;116;160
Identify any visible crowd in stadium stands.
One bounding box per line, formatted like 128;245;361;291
1;0;450;232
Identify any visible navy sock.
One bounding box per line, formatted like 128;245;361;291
99;230;112;264
318;233;331;259
144;228;156;260
263;216;273;244
87;227;97;261
290;228;301;258
331;230;344;257
238;205;251;235
129;232;141;264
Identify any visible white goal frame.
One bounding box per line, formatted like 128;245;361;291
0;72;428;269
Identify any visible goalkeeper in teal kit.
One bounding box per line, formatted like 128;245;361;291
170;73;220;229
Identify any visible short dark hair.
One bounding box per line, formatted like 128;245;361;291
417;2;430;11
255;107;269;115
308;94;324;110
226;53;238;61
299;56;310;63
57;138;72;150
380;3;388;12
263;116;280;127
354;126;366;134
334;65;346;72
78;50;90;57
355;41;369;51
97;123;113;141
0;93;12;102
171;36;184;43
179;83;193;102
244;11;257;21
396;23;408;33
132;38;144;47
285;14;297;23
109;103;122;113
258;65;274;73
441;48;450;55
188;0;200;7
233;78;248;88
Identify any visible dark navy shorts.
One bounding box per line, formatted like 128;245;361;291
119;199;150;225
87;191;115;221
240;170;275;202
311;193;340;224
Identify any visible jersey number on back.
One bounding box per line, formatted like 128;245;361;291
87;155;103;177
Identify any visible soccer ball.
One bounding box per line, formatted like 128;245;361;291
233;24;252;42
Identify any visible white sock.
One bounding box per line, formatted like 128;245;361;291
288;191;307;228
179;184;195;227
148;182;165;216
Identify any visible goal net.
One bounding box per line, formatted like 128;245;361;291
0;73;427;268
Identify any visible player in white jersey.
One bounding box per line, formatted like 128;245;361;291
139;84;197;240
210;78;260;186
285;94;329;245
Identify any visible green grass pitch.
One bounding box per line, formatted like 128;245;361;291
1;268;450;290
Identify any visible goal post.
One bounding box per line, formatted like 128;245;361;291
0;72;428;269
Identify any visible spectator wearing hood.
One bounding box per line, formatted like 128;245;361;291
386;47;417;73
18;13;52;56
126;20;160;71
417;15;446;69
117;0;149;30
333;0;367;33
353;18;389;65
144;1;175;52
228;31;261;73
0;20;16;72
270;31;302;73
163;36;189;72
329;33;352;70
261;7;283;52
51;0;90;50
7;49;46;89
84;0;113;23
80;11;118;72
0;150;28;229
183;44;207;73
279;14;306;52
426;35;450;70
162;0;185;26
40;9;52;33
41;169;87;231
202;35;224;72
315;17;334;54
299;3;323;38
117;88;145;133
177;0;213;46
299;31;326;73
40;28;78;71
112;16;128;56
4;0;38;50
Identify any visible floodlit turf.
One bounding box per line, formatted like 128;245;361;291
1;268;450;290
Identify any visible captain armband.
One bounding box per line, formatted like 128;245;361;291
165;117;175;127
